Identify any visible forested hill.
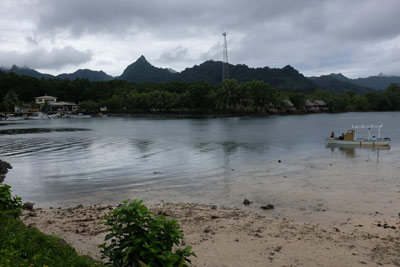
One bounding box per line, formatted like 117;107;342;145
176;61;318;92
352;75;400;91
57;69;113;81
2;68;400;114
309;74;374;94
9;65;54;79
6;66;113;82
118;57;319;93
6;56;400;93
309;73;400;92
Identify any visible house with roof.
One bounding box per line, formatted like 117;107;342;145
34;95;77;113
14;103;30;114
48;101;78;112
35;95;58;105
280;99;297;114
305;99;328;113
266;102;278;114
313;100;329;112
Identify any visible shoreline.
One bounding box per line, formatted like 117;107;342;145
22;201;400;267
2;110;332;120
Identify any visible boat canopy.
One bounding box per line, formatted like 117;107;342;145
351;124;383;140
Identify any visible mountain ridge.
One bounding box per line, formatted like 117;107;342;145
57;69;113;81
310;72;400;91
309;73;374;94
3;57;400;93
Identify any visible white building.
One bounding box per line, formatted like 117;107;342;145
35;95;58;104
34;95;77;113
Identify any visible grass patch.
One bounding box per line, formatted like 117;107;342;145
0;213;105;267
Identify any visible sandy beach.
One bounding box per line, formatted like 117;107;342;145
22;202;400;267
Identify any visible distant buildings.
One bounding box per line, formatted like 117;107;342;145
14;103;30;113
13;95;77;114
266;99;329;114
305;99;329;113
34;95;77;113
281;99;297;114
35;95;58;104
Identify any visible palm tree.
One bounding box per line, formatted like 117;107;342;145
2;90;20;116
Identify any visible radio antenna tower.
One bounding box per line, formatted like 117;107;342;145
222;32;229;82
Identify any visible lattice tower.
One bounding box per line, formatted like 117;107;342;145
222;32;229;82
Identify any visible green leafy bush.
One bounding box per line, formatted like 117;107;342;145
99;200;195;267
0;183;22;218
0;213;104;267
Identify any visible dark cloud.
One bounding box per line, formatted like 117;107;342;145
0;46;92;69
25;36;39;45
158;46;189;63
33;0;400;40
33;0;324;38
2;0;400;77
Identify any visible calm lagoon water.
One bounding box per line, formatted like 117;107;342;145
1;112;399;221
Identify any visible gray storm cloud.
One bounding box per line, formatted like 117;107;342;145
0;46;92;69
33;0;400;40
158;46;189;63
1;0;400;77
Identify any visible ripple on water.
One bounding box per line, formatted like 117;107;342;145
0;137;93;158
0;127;90;135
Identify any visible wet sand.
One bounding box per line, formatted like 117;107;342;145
23;202;400;267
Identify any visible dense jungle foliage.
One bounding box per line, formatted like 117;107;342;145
1;70;400;114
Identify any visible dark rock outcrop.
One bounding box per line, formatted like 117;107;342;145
0;160;12;182
23;202;35;210
243;199;251;205
260;204;275;210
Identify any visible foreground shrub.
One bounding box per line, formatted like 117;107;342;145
0;183;22;218
0;213;104;267
99;200;195;267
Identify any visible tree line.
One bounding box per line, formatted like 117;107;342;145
1;70;400;114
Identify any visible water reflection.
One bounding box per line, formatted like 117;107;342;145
328;146;356;158
0;122;22;127
0;137;93;158
221;142;238;195
1;113;398;207
194;141;266;154
327;145;389;161
131;139;154;154
0;127;90;135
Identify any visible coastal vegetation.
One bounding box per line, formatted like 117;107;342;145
1;69;400;115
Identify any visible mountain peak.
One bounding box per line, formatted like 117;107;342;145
167;68;178;74
9;65;54;79
119;55;173;83
136;55;149;63
326;73;350;82
11;65;20;71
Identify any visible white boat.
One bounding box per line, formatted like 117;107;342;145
5;114;24;121
48;114;60;119
29;112;50;120
64;113;91;119
326;124;391;147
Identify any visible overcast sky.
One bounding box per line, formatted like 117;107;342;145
1;0;400;78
